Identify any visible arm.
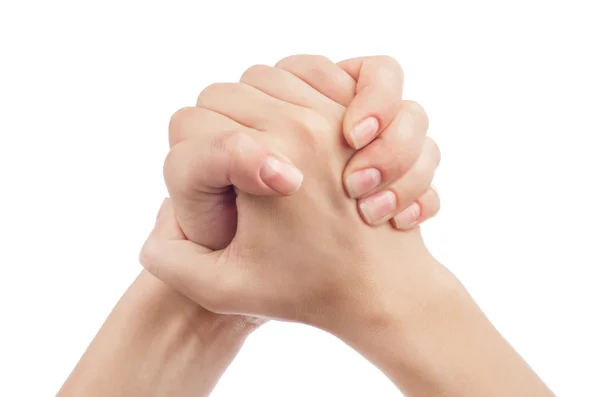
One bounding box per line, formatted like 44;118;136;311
334;255;554;397
60;54;438;397
143;56;555;396
141;205;555;397
58;201;258;397
58;271;254;397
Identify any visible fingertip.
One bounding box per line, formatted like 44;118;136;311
259;156;304;195
347;116;380;149
391;201;421;230
397;187;440;230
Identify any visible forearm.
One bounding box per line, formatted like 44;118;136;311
338;257;554;397
58;270;254;397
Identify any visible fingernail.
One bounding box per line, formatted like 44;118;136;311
346;168;382;198
359;190;397;224
391;202;421;230
350;116;379;149
260;156;304;194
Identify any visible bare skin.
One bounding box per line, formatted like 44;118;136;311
58;270;257;397
142;57;555;396
59;55;440;397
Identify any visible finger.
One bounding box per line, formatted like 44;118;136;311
344;101;429;199
196;82;295;131
338;56;405;149
240;64;344;118
356;137;440;225
164;131;304;247
275;54;356;107
391;186;440;230
166;131;303;197
140;222;230;314
169;106;254;148
168;107;270;249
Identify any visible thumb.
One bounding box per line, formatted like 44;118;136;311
165;131;304;198
140;199;229;313
164;130;304;248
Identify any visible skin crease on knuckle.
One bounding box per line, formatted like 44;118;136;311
275;55;356;107
276;54;332;78
241;62;348;125
195;83;255;122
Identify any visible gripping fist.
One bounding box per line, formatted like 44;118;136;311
165;55;439;253
144;56;441;331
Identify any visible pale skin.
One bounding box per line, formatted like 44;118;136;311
60;55;554;396
59;55;439;397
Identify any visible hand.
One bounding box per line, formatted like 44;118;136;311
143;65;443;333
166;55;439;254
59;203;261;397
276;55;440;228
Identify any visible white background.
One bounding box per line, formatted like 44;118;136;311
1;1;599;396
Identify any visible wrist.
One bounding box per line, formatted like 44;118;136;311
331;259;553;397
327;253;472;382
324;237;454;338
132;270;260;338
133;271;259;395
59;271;258;397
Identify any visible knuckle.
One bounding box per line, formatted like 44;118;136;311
276;54;329;68
138;240;162;277
163;143;194;193
218;130;255;169
403;100;429;130
276;54;332;82
369;139;413;179
196;82;236;107
240;64;271;83
376;55;404;77
274;55;298;69
290;110;330;147
213;129;241;152
168;107;195;146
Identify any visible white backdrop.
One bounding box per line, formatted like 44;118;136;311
1;1;599;396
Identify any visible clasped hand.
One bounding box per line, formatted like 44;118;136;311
141;55;441;335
